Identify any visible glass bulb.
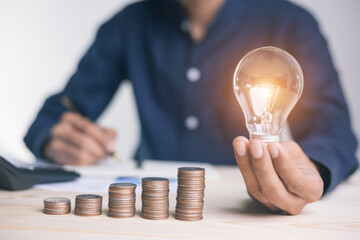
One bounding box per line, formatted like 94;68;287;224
233;46;304;143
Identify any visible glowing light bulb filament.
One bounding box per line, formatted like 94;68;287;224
260;85;280;134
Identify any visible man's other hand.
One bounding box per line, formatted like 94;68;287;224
233;137;323;215
44;112;116;165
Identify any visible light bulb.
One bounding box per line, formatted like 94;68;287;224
233;46;303;143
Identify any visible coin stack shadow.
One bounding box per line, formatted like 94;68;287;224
43;197;71;215
141;177;169;220
108;183;137;218
175;167;205;221
75;194;103;216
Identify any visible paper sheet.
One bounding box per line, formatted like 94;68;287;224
63;158;139;177
63;158;220;180
34;176;178;194
33;158;220;193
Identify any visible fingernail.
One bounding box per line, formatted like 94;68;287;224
234;141;246;156
268;144;279;158
106;141;115;152
250;142;263;158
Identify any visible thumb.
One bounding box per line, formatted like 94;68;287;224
102;128;117;152
103;128;117;139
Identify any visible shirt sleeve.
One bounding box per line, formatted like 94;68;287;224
24;12;127;159
285;8;358;194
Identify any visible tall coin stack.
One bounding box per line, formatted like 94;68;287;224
75;194;103;216
175;167;205;221
141;177;169;220
108;183;137;218
43;197;71;215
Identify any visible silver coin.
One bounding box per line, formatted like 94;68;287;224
44;197;70;203
110;183;137;188
76;194;103;200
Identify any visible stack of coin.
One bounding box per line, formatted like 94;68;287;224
108;183;137;218
175;167;205;221
43;197;71;215
141;177;169;220
74;194;103;216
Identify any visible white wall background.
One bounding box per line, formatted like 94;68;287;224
0;0;359;162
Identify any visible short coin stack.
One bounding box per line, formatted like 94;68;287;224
141;177;169;220
43;197;71;215
175;167;205;221
75;194;103;216
108;183;137;218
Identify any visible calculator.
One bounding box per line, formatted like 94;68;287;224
0;155;80;191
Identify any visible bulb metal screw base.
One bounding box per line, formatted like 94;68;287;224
250;134;280;144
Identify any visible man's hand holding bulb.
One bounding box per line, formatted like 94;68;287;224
232;47;324;215
233;137;323;215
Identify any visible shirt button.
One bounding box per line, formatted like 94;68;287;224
185;115;199;130
186;67;201;82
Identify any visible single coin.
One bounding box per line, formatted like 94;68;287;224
44;197;70;204
142;177;169;182
175;216;203;221
110;183;137;188
76;194;103;200
178;167;205;171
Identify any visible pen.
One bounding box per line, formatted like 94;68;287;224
61;96;121;163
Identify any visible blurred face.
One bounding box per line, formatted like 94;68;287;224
178;0;225;15
178;0;201;9
177;0;225;41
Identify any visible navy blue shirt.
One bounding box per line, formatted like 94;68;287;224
24;0;358;193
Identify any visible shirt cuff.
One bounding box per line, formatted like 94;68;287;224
299;138;358;195
24;121;54;160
